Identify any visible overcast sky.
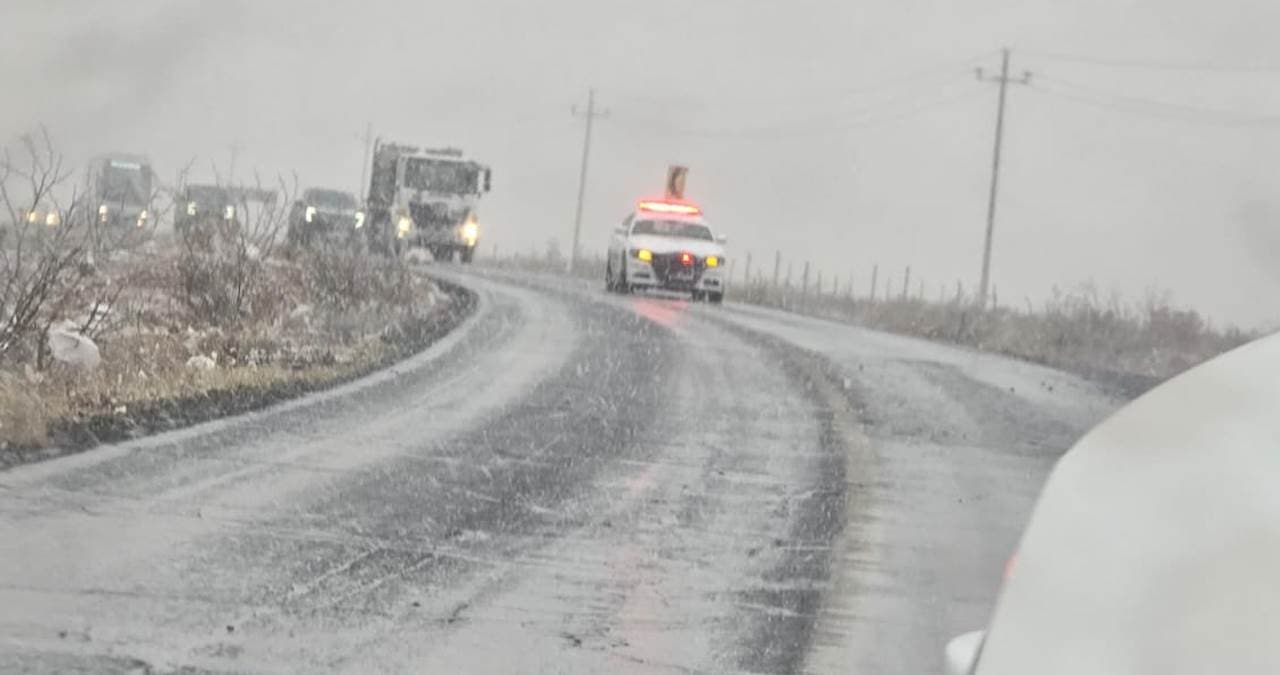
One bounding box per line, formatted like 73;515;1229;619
5;0;1280;327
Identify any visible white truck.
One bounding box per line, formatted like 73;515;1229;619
85;154;155;230
364;141;491;261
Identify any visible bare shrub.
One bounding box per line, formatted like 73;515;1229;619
299;239;415;311
176;174;295;326
0;130;93;364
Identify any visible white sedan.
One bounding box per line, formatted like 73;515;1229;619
946;332;1280;674
605;199;728;302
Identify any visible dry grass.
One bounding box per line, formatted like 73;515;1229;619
733;279;1252;387
482;253;1253;389
1;241;443;453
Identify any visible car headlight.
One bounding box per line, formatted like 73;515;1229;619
634;248;653;262
26;210;39;224
461;220;479;243
396;215;412;238
45;211;61;227
706;255;720;268
305;206;316;223
136;210;148;228
98;204;109;222
186;201;198;216
224;205;236;220
354;211;365;229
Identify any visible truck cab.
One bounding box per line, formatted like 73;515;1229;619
86;154;154;230
365;142;491;262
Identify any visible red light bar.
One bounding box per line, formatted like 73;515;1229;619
679;251;693;266
637;200;701;216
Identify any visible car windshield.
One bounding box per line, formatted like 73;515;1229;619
5;4;1270;675
404;158;478;194
631;219;713;240
101;163;151;206
306;189;356;210
185;185;228;204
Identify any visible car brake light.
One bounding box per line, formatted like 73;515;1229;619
637;200;701;216
679;252;693;266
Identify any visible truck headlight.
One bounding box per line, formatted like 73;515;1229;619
186;201;197;216
224;205;236;220
396;216;412;238
26;210;38;224
461;221;479;244
136;209;149;228
98;204;109;223
354;211;365;229
305;206;316;223
46;211;61;227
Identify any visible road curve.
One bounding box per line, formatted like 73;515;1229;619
0;269;1122;674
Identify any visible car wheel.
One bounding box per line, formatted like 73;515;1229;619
461;246;475;264
617;260;630;294
708;292;724;304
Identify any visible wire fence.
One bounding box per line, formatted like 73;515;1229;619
477;245;1252;392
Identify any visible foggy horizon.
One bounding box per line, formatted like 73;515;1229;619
6;0;1280;328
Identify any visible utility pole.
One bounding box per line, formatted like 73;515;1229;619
569;88;609;274
357;122;373;202
976;48;1031;308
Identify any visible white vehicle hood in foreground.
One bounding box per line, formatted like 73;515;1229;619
977;332;1280;674
626;234;724;259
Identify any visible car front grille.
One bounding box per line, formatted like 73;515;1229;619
650;252;704;287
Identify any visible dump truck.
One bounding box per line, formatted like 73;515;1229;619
365;141;490;261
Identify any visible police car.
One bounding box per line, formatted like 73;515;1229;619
605;199;728;302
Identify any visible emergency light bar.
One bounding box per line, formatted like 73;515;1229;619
637;200;701;216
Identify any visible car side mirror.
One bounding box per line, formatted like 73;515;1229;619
716;234;728;244
945;631;985;675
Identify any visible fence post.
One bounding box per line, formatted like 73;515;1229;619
773;251;781;292
886;278;893;302
918;279;924;300
902;266;911;301
801;261;810;309
870;264;879;303
816;270;823;304
744;252;753;295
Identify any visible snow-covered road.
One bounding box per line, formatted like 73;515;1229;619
0;269;1122;674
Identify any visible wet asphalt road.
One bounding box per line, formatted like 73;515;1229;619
0;269;1123;674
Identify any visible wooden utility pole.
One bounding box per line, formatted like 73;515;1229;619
569;88;608;274
976;48;1031;307
357;122;373;201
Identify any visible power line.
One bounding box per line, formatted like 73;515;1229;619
608;50;998;110
614;85;986;141
1024;49;1280;74
1032;79;1280;126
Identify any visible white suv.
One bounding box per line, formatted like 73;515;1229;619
605;200;728;302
